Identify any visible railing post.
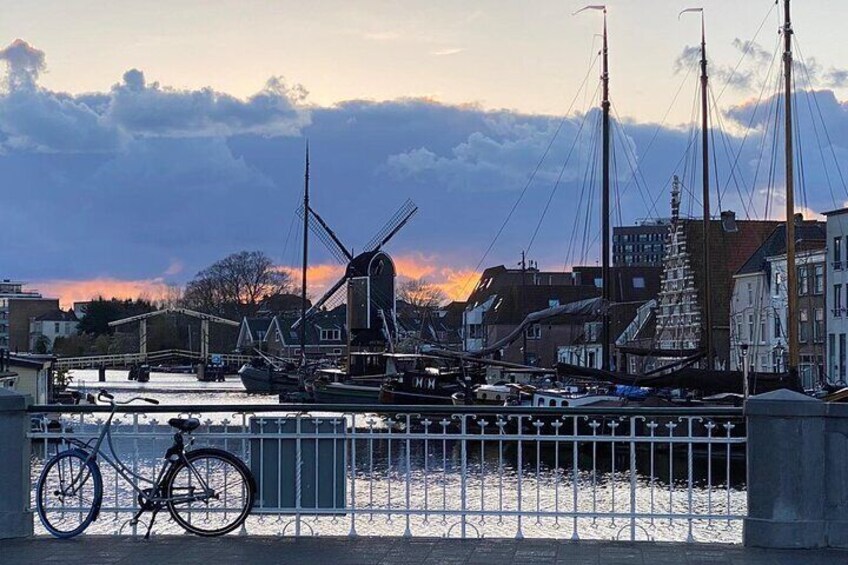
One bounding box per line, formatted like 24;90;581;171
744;390;827;548
0;389;32;540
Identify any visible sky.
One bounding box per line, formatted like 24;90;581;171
3;0;848;307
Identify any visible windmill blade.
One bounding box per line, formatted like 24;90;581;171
363;199;419;252
296;205;352;264
291;275;347;330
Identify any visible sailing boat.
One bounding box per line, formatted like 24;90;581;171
239;146;312;394
558;3;804;397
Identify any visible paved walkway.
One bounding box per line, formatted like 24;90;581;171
1;536;846;564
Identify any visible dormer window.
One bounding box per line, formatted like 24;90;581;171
320;328;341;341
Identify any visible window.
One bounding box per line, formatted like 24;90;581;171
54;322;60;332
774;271;783;297
468;324;483;339
320;328;341;341
735;316;743;341
814;265;824;294
815;308;824;342
840;334;846;380
747;282;753;306
526;324;541;340
836;237;844;267
774;315;782;339
633;277;645;289
830;334;836;378
333;348;342;355
799;309;809;343
748;313;755;342
548;299;560;308
798;266;809;295
759;315;766;344
835;285;843;316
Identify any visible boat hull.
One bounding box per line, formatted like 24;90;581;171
312;382;381;404
239;365;300;394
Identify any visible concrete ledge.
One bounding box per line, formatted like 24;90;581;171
745;389;826;418
828;520;848;549
0;388;28;410
744;518;828;549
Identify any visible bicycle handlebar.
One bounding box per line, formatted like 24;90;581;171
98;389;158;406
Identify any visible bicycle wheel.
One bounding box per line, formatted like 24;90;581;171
165;448;255;536
36;449;103;538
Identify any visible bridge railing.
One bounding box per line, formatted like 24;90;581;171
54;350;254;369
27;403;746;542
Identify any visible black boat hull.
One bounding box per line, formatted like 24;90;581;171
239;365;300;394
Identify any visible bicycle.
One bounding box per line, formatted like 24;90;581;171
36;389;256;539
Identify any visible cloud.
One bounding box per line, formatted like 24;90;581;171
107;70;310;137
0;40;309;153
7;39;848;304
0;39;45;91
35;278;173;308
431;48;464;57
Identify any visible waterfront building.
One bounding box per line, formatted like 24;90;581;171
729;221;826;389
613;220;671;267
462;264;575;354
824;207;848;386
29;309;80;353
652;180;780;369
0;280;60;352
556;267;662;371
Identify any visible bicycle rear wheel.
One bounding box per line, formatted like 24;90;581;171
36;449;103;538
165;448;255;536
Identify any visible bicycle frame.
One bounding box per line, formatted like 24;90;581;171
60;402;214;507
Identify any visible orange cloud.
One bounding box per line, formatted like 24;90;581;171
35;278;173;309
393;253;478;302
279;253;477;303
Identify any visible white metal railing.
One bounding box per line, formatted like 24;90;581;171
53;351;254;369
28;404;746;542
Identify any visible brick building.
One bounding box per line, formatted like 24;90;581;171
0;280;60;352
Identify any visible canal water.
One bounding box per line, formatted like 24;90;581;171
33;370;746;542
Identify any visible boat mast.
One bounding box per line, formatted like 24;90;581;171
600;8;611;372
699;13;713;369
681;7;712;368
301;143;310;366
783;0;798;376
574;4;609;370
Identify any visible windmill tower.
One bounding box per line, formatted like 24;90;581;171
292;199;418;374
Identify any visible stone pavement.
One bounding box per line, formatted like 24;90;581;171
1;536;846;565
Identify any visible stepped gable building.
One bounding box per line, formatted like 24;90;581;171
654;184;780;369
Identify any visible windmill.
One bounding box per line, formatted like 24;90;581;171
292;197;418;370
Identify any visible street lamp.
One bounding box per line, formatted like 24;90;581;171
740;343;750;400
774;343;786;374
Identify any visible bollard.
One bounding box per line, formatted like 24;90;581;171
0;389;33;539
98;365;106;382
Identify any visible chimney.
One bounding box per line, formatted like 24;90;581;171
720;210;738;233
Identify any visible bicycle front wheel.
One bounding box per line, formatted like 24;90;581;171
165;448;255;536
36;449;103;538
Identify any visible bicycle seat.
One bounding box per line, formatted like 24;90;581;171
168;417;200;433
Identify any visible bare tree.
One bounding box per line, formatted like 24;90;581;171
183;251;291;318
397;278;447;312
